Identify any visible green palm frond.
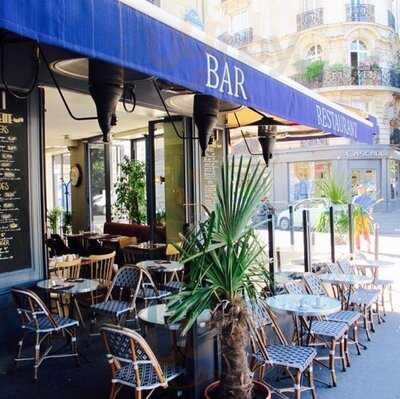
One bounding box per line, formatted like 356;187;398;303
168;156;272;334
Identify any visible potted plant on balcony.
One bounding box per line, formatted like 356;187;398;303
114;157;146;224
168;157;272;399
304;60;325;84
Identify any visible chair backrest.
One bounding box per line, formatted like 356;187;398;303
284;280;308;295
105;266;142;302
326;261;343;274
122;247;136;265
101;324;166;389
303;273;327;296
166;243;180;261
337;259;356;274
119;236;138;249
11;288;58;330
51;259;81;279
90;252;116;287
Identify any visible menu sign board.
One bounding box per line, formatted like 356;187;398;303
0;91;31;273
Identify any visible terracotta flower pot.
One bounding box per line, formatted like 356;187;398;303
204;380;271;399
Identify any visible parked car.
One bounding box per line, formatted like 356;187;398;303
277;198;329;230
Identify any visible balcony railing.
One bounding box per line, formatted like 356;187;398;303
346;4;375;23
388;10;396;31
218;28;254;48
297;8;324;31
293;66;400;89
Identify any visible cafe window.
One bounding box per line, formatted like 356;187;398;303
389;160;400;200
52;152;71;211
289;161;331;202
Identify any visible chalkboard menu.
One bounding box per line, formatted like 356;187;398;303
0;91;31;273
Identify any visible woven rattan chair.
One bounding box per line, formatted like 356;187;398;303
135;266;170;306
303;273;362;355
336;259;381;335
101;324;184;399
12;288;79;380
247;301;317;399
90;252;116;288
51;258;81;279
91;266;141;328
284;281;349;387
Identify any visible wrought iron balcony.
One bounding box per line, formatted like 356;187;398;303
346;4;375;23
297;8;324;31
388;10;396;31
218;28;254;48
293;66;400;90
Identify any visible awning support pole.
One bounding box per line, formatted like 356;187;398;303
146;121;156;243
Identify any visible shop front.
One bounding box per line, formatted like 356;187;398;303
271;143;400;213
0;0;377;377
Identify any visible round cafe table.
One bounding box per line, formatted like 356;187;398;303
37;278;99;327
266;294;341;347
318;273;373;309
266;294;341;318
137;260;183;273
353;259;395;280
318;273;373;286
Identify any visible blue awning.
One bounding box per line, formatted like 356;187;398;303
0;0;376;144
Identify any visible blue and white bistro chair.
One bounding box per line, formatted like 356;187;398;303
12;287;79;380
248;300;317;399
91;265;170;330
101;324;184;399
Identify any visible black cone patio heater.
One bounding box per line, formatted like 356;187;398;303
193;94;219;156
88;59;124;143
257;125;275;167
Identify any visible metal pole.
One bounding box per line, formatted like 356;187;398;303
374;223;379;261
348;204;354;258
104;143;112;224
329;206;335;263
289;205;295;245
267;212;275;294
302;209;311;272
146;121;156;243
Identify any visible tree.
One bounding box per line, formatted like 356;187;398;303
168;156;271;398
114;157;146;224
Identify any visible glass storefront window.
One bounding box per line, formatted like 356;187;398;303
289;161;331;202
351;168;377;198
52;153;71;211
389;160;400;199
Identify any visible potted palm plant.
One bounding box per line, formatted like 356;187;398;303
168;157;272;399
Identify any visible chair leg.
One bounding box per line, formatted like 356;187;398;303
344;335;350;368
109;383;121;399
381;289;386;317
34;333;41;381
308;365;317;399
353;322;361;355
294;370;301;399
369;307;376;333
15;332;26;365
363;306;371;341
71;328;80;366
329;339;337;387
340;338;347;372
